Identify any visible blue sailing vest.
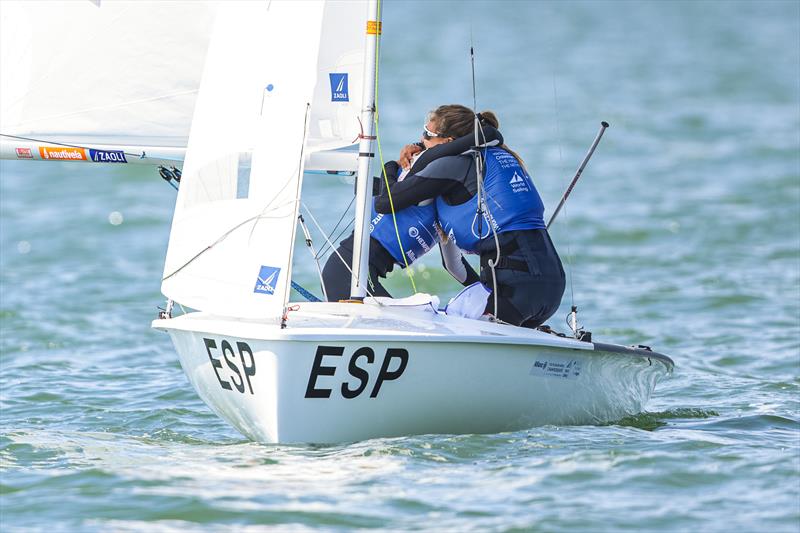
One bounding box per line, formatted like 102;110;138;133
369;197;439;266
436;147;545;254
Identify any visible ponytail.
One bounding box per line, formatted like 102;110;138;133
430;105;526;170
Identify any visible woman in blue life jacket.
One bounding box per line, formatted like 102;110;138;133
320;125;503;301
374;104;566;329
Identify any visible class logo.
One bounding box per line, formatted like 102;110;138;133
89;149;127;163
253;265;281;295
39;146;87;161
329;73;349;102
15;148;33;159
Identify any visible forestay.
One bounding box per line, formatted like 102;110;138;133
162;0;365;319
0;0;366;171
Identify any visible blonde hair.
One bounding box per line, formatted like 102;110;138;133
428;104;526;169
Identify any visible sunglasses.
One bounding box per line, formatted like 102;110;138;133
422;124;445;140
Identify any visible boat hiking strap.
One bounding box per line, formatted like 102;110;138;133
290;281;321;302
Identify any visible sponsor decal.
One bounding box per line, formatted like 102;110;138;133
15;148;33;159
203;338;256;394
89;148;127;163
253;265;281;295
509;170;530;193
530;356;582;380
329;73;349;102
305;345;409;399
407;226;431;253
39;146;87;161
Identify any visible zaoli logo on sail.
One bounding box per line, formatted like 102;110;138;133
254;265;281;295
89;149;127;163
329;73;349;102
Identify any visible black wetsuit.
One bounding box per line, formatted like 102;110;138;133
374;148;566;329
321;156;480;302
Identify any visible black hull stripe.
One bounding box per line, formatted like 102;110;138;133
592;342;675;370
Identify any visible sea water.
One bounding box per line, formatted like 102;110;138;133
1;1;798;531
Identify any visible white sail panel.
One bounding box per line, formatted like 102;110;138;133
0;1;364;171
307;1;370;153
0;1;213;151
161;1;326;319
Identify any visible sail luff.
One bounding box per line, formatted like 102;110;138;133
160;1;328;318
350;0;381;299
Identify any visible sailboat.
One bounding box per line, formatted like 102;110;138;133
1;1;673;444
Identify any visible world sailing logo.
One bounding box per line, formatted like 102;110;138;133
254;265;281;295
509;171;530;193
329;73;349;102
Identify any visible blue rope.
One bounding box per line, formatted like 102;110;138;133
291;281;321;302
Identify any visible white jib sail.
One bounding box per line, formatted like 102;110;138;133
0;0;366;171
161;0;340;319
0;0;214;164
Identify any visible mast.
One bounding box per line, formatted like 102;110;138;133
349;0;381;299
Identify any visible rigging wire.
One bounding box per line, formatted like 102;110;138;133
314;194;356;258
302;203;376;298
548;25;577;311
371;0;417;294
468;33;503;320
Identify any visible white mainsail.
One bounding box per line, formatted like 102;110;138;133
0;0;214;164
0;0;365;172
161;0;367;319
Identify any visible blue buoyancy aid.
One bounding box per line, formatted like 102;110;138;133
436;147;546;254
369;197;439;266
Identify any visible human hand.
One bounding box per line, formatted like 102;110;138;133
398;143;423;169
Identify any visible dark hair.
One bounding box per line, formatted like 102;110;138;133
428;104;525;168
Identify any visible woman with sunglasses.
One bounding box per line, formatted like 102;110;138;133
374;104;566;329
320;120;504;301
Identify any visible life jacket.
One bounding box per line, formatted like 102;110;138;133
369;195;438;266
436;147;545;254
369;126;505;265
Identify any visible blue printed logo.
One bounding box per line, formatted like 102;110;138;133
254;265;281;295
329;73;349;102
89;149;127;163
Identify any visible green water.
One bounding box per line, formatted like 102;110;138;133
1;1;799;531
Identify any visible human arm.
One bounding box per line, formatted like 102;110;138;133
439;235;480;286
374;173;454;212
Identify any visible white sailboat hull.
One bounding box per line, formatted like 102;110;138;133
153;302;673;443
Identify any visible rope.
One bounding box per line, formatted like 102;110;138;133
372;0;417;294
